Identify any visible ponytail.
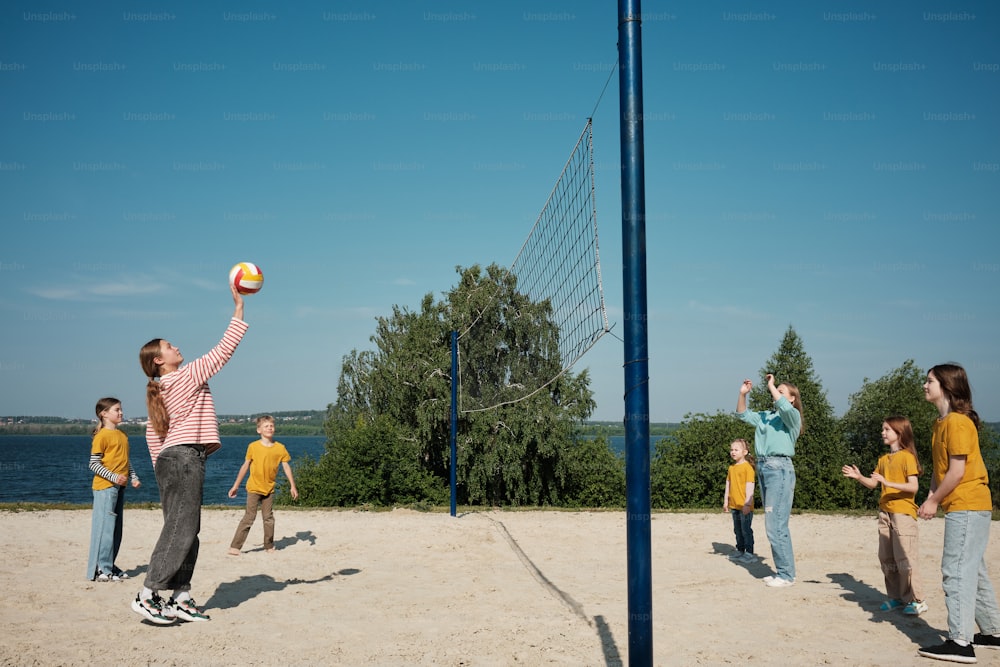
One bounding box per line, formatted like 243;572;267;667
146;379;169;439
92;397;120;437
139;339;169;438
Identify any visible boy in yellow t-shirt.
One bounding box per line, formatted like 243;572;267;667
227;415;299;555
723;438;756;563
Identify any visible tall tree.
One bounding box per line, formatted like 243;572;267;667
449;264;596;505
747;326;847;509
304;263;608;507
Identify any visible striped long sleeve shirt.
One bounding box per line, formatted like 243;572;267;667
145;317;249;467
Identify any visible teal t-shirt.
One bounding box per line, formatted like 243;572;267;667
736;396;801;457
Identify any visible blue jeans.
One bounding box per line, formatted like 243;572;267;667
731;509;754;553
144;444;206;593
757;456;796;581
86;485;124;580
941;510;1000;643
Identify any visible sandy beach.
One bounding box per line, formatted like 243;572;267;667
1;508;998;666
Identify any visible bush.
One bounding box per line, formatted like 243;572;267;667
287;415;447;507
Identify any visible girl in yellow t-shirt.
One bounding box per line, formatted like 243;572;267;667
916;363;1000;663
842;416;925;615
86;398;140;582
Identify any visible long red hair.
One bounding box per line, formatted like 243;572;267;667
884;415;922;475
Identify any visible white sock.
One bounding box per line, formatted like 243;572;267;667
953;639;970;647
141;587;154;600
172;590;191;603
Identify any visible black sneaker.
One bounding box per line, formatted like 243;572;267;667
973;633;1000;650
131;592;175;625
917;640;976;663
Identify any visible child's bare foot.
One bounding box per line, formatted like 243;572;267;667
265;548;275;555
227;548;241;556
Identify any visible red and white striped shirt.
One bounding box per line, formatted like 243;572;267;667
145;317;249;467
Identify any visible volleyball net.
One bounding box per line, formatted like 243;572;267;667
457;119;610;413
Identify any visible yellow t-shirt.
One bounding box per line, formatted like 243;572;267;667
876;449;919;517
932;412;992;513
243;440;291;496
727;460;755;509
91;429;130;491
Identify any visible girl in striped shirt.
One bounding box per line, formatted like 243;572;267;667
131;285;248;625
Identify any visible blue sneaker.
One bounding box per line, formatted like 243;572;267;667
880;599;905;612
904;600;928;615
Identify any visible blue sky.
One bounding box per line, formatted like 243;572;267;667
1;1;998;423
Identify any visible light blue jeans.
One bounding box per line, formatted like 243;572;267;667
756;456;796;581
941;510;1000;643
86;485;124;580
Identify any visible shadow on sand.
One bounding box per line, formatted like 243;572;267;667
827;572;943;646
240;530;318;554
204;569;357;611
486;515;623;667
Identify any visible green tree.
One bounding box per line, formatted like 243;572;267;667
560;432;625;507
449;265;597;505
302;263;613;507
747;326;847;510
980;425;1000;509
651;412;751;509
838;360;939;509
290;415;446;507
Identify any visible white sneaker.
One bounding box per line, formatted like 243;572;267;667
766;577;795;588
168;597;210;622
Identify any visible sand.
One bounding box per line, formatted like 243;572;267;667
1;507;998;666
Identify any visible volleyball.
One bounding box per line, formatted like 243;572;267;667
229;262;264;295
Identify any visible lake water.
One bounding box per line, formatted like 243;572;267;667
0;434;664;505
0;435;327;505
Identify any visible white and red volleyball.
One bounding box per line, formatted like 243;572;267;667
229;262;264;295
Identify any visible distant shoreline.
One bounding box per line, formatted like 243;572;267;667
0;416;680;438
0;410;329;437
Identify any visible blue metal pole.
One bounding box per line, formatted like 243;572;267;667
450;330;458;517
618;0;652;664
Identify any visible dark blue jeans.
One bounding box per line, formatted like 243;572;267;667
144;444;205;593
730;508;754;553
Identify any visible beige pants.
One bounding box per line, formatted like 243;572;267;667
230;492;275;550
878;510;922;603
